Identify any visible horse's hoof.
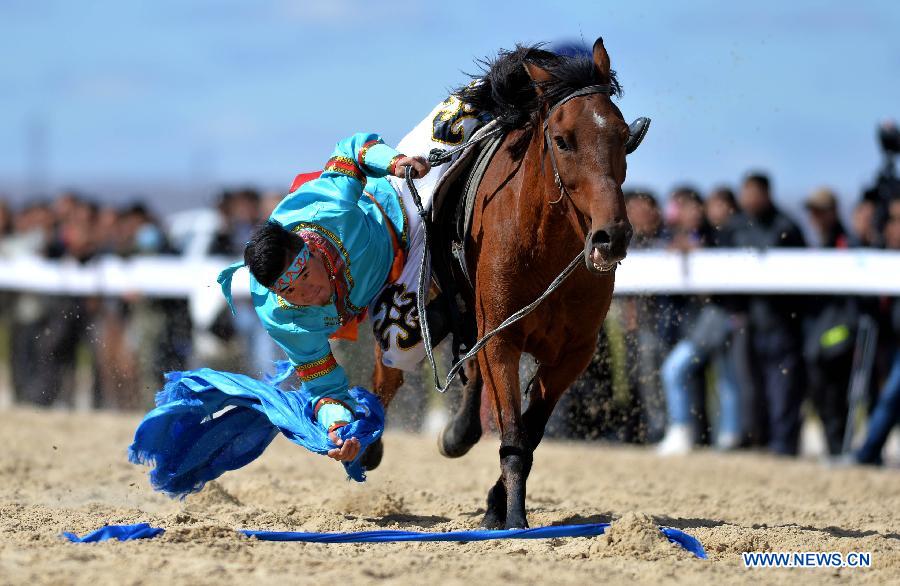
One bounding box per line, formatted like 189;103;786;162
360;437;384;471
437;424;481;459
480;512;505;530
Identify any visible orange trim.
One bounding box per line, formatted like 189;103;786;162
330;310;367;342
365;193;406;282
289;170;323;192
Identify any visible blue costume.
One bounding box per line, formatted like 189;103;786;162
218;133;408;431
131;97;489;494
129;134;406;494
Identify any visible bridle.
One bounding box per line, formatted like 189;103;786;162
541;84;617;205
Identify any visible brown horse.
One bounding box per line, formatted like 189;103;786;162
373;38;647;529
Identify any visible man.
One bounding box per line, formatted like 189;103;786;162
218;97;490;464
856;198;900;464
805;188;848;248
802;188;857;455
720;172;806;455
619;190;671;442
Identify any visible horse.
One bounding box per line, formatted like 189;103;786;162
372;38;646;529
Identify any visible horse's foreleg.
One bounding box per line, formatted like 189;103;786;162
522;339;599;455
364;343;405;471
479;337;528;529
438;358;483;458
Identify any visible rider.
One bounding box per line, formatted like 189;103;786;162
218;96;491;464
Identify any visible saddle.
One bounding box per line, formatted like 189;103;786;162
426;122;506;365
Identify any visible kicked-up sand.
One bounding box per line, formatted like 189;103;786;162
0;408;898;585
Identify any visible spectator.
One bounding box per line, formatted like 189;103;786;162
802;188;856;456
120;202;169;256
616;190;671;441
705;187;738;236
657;188;742;455
720;172;807;455
805;188;849;247
626;190;667;248
261;191;285;219
855;198;900;465
13;194;98;407
0;199;11;237
667;186;713;252
205;188;276;377
209;188;261;256
849;199;880;248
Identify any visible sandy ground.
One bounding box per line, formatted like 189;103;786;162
0;408;898;585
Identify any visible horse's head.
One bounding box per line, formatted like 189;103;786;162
526;38;649;274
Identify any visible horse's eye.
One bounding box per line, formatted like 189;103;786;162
554;136;569;151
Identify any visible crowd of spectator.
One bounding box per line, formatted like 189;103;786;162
554;171;900;466
1;168;899;466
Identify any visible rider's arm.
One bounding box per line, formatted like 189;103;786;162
273;134;409;222
272;133;402;219
267;323;357;432
330;132;404;179
319;133;403;203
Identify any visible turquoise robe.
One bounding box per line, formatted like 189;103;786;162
220;133;406;429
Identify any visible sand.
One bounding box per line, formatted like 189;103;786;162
0;408;898;585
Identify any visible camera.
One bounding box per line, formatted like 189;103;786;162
879;120;900;156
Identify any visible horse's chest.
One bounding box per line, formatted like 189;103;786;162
522;275;612;348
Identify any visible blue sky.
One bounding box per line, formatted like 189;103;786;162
1;0;898;214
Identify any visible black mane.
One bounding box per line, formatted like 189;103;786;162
454;43;622;154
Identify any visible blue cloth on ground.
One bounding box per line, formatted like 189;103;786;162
128;369;385;497
242;524;707;559
62;523;165;543
62;522;706;559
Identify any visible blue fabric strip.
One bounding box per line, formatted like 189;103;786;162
242;524;707;559
62;523;165;543
216;261;245;316
128;369;385;498
62;522;706;559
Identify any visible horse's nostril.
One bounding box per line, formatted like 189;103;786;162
591;230;611;247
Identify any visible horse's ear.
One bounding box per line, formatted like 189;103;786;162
524;62;552;95
625;117;651;154
592;37;611;79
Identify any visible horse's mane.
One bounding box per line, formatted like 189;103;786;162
454;44;623;157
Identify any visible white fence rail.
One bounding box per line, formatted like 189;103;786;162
1;249;897;330
2;249;899;297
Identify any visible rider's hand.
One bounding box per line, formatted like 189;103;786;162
392;155;430;179
327;425;361;462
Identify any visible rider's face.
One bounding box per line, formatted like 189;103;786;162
274;252;333;306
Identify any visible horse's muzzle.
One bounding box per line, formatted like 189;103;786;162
584;221;633;274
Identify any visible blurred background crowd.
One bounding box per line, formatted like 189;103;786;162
1;119;899;468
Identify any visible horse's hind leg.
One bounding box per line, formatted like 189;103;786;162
364;343;406;471
478;337;529;529
438;358;483;458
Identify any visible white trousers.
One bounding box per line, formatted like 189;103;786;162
369;95;487;371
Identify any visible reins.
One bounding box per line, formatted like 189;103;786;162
406;84;616;393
